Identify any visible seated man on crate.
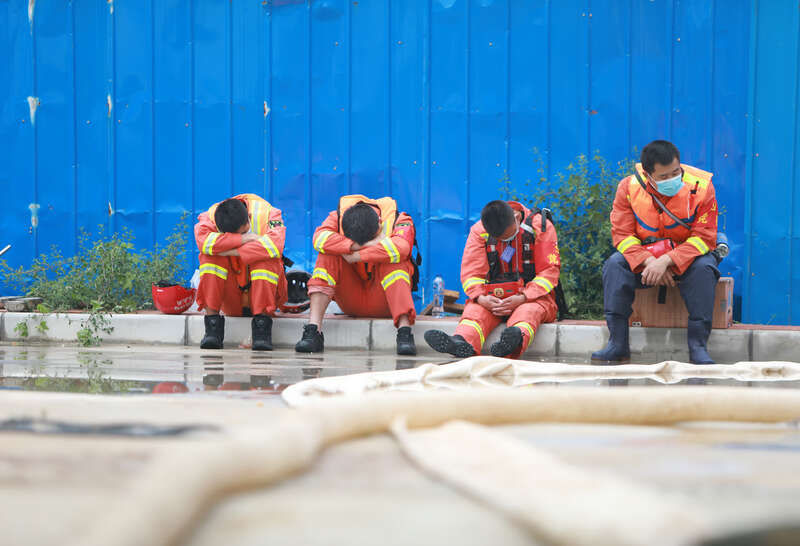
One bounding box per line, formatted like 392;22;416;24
195;194;287;351
424;200;562;359
294;195;420;356
591;140;722;365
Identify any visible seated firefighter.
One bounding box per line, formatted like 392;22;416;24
424;200;561;359
592;140;720;364
195;194;287;351
295;195;419;356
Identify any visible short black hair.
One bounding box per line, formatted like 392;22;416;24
215;198;249;233
341;203;380;245
480;200;515;238
641;140;680;173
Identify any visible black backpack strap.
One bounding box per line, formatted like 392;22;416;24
485;235;501;281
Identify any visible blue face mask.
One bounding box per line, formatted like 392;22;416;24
655;173;683;196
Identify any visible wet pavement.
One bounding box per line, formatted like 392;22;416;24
1;342;798;398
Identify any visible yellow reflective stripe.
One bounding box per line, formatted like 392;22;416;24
380;270;410;290
249;200;263;235
616;235;641;254
533;276;554;293
250;268;279;285
513;321;535;349
311;267;336;286
462;277;486;292
199;263;228;280
383;220;393;237
380;238;400;263
687;236;709;254
479;232;489;241
314;230;334;253
202;232;220;255
459;319;485;346
259;235;279;258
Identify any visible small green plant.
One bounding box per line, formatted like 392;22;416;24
504;150;635;319
0;215;189;345
14;321;29;338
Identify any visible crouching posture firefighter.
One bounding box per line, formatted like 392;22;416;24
195;194;287;351
424;200;561;358
592;140;719;364
295;195;418;356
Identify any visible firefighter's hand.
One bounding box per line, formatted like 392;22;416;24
342;251;361;264
641;255;673;286
657;271;676;287
241;233;260;244
476;295;504;314
216;249;239;257
493;294;526;316
361;232;387;248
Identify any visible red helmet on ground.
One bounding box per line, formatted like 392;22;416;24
152;381;189;394
279;269;311;314
152;283;196;314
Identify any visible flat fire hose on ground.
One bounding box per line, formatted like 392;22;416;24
73;358;800;546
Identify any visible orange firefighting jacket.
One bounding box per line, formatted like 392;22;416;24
311;195;416;280
461;201;561;303
611;163;717;275
194;193;286;286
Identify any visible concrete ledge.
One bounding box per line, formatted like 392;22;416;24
0;311;798;362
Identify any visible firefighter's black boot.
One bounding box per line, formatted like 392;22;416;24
295;324;324;353
490;326;523;357
687;319;714;364
423;330;475;358
252;314;273;351
591;314;630;363
396;326;417;356
200;315;225;350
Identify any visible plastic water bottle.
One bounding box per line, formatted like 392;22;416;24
432;275;445;318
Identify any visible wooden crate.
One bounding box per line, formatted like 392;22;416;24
629;277;733;329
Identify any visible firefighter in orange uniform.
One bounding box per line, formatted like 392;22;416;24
424;200;560;358
592;140;719;364
194;194;287;351
295;195;418;355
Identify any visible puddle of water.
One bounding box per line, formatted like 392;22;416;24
0;343;793;397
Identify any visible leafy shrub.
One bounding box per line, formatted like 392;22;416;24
504;151;635;319
0;216;190;312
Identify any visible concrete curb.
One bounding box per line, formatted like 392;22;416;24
0;311;797;361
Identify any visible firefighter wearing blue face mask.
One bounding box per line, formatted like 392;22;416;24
592;140;720;365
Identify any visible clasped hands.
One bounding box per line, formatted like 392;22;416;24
476;293;526;317
640;255;676;287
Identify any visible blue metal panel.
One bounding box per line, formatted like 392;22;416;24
74;1;110;238
745;0;799;324
2;0;799;324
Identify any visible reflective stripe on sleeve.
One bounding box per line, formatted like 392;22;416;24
532;276;554;293
686;236;709;254
311;267;336;286
313;231;334;253
380;238;401;263
202;232;220;255
199;263;228;280
462;277;486;293
380;269;410;290
616;235;641;254
259;235;280;258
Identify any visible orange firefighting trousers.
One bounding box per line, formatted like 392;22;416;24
455;295;557;359
307;254;416;327
196;254;286;316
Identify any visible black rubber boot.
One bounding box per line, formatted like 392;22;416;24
252;314;273;351
200;315;225;350
687;319;714;364
490;326;523;357
396;326;417;356
295;324;324;353
591;314;630;362
423;330;476;358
